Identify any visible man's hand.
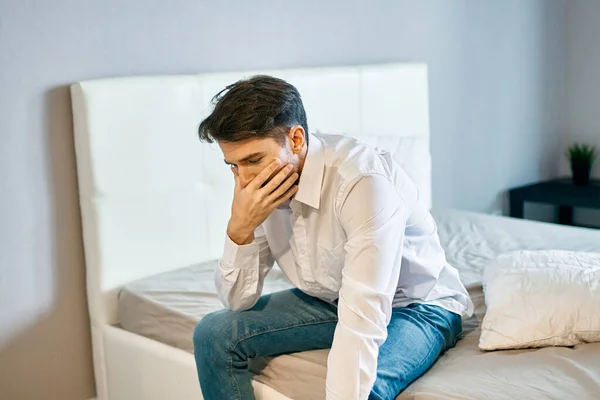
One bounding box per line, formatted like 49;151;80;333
227;159;299;245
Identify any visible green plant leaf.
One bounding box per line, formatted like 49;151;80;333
566;142;597;163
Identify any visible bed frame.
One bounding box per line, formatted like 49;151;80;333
70;63;433;399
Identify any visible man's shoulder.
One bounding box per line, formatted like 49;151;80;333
317;133;392;182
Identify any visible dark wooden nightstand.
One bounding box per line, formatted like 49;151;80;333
508;178;600;228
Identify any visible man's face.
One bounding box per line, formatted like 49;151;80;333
219;135;300;188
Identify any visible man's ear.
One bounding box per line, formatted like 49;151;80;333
288;125;306;154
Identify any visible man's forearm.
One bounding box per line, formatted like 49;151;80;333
217;223;275;311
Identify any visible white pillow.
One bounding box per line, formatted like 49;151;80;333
479;250;600;351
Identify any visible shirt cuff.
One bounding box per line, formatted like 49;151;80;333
221;233;260;269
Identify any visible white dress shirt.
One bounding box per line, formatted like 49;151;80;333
216;133;474;400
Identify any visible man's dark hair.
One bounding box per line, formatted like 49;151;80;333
198;75;309;146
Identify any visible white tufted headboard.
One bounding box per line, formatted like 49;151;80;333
70;63;431;328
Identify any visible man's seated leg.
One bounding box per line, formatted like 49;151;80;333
369;303;463;400
194;288;338;400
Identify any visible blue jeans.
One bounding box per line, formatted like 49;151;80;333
194;289;462;400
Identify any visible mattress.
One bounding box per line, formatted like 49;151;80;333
118;210;600;399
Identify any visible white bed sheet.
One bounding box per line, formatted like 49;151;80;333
118;209;600;399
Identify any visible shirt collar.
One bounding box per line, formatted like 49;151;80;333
293;133;325;210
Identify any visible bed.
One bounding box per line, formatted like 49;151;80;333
117;209;600;400
70;64;600;400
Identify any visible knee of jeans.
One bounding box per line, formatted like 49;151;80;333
193;310;237;353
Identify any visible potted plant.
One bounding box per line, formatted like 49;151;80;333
566;143;597;186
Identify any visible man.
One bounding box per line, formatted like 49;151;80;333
194;75;473;400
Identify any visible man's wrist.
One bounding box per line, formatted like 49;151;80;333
227;226;255;245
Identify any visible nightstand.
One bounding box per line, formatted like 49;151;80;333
508;178;600;228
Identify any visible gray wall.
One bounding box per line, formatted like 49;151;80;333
567;0;600;174
566;0;600;224
0;1;567;398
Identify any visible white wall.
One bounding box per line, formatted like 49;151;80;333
566;0;600;224
0;1;567;398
